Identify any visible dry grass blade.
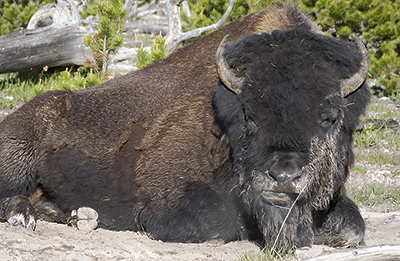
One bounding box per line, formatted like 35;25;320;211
270;183;308;255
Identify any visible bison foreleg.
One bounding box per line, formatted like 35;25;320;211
0;195;69;230
313;195;365;247
35;203;98;232
0;195;99;232
0;195;37;230
34;201;70;223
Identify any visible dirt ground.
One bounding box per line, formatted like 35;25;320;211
0;207;399;260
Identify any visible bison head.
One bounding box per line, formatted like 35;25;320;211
212;29;369;247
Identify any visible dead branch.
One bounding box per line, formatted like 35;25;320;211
27;0;81;29
125;22;168;36
164;0;235;55
305;245;400;261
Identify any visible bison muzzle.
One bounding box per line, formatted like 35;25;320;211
0;2;370;252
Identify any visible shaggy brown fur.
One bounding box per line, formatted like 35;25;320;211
1;2;365;250
0;2;318;205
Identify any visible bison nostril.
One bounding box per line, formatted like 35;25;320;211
268;157;303;183
268;170;297;183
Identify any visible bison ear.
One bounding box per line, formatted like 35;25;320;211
341;35;369;97
215;34;244;94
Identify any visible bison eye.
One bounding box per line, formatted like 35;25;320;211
319;108;339;129
243;108;258;134
244;115;258;134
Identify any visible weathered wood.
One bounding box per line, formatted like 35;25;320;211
304;245;400;261
0;0;91;74
0;0;233;74
125;22;168;36
27;0;81;29
164;0;236;54
0;25;92;74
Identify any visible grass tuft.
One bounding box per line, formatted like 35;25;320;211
351;165;368;175
347;182;400;207
0;66;108;110
354;149;400;166
238;247;297;261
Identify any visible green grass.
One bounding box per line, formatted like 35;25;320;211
351;165;368;175
353;130;378;148
347;182;400;207
363;97;400;120
354;149;400;166
349;94;400;208
238;248;297;261
353;95;400;166
392;168;400;175
0;66;107;110
353;127;399;166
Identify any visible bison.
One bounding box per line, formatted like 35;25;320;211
0;2;369;251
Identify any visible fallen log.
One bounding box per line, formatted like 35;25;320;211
0;25;92;74
304;245;400;261
0;0;235;74
0;0;92;74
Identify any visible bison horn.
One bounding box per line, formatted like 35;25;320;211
215;34;244;94
341;35;369;97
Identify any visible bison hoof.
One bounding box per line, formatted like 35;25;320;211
70;207;98;232
4;195;36;230
8;213;36;230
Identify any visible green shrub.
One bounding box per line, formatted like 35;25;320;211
57;67;104;91
299;0;400;95
135;34;167;70
79;0;98;19
83;0;127;76
0;67;107;110
183;0;275;32
0;0;53;35
135;44;151;70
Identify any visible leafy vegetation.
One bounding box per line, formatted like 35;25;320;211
238;247;296;261
299;0;400;95
353;96;400;166
182;0;275;35
0;67;106;118
0;0;97;35
79;0;98;19
0;0;53;35
135;34;167;70
83;0;127;76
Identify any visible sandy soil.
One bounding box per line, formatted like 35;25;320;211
0;208;399;260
